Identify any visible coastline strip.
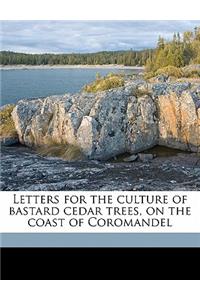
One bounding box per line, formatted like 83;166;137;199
0;64;144;71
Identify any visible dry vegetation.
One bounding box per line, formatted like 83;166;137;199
83;72;125;93
144;65;200;80
0;104;17;138
37;142;84;161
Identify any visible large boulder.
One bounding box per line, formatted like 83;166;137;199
12;94;97;147
11;79;200;160
155;85;200;152
12;83;158;160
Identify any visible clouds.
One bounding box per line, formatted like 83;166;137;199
1;20;200;53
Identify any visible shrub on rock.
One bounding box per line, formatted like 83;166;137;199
83;73;125;93
155;66;184;78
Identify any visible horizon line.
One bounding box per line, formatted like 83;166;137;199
0;48;154;55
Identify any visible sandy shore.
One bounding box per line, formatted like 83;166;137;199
0;64;144;70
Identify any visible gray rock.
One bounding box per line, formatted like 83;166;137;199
1;145;199;191
12;85;158;160
138;153;154;162
123;154;138;162
167;82;191;95
196;100;200;109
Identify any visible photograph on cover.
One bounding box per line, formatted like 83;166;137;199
0;20;200;192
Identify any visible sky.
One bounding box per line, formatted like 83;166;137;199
1;20;200;54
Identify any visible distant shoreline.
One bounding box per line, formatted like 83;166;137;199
0;64;144;71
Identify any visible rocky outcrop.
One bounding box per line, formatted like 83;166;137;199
152;82;200;152
12;81;158;160
157;91;200;152
1;145;200;191
11;79;200;160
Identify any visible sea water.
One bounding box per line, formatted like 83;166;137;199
0;67;138;106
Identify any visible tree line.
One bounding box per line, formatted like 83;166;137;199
146;27;200;72
0;49;153;66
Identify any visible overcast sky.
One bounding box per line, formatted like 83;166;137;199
1;20;200;54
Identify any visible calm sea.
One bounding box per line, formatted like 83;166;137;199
0;68;139;106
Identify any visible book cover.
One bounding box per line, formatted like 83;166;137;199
0;18;200;280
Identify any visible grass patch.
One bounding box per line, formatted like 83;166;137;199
83;72;125;93
37;142;84;161
0;104;17;138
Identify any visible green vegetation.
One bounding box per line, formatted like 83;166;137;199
155;66;184;78
0;104;17;138
83;73;125;92
145;27;200;78
0;49;153;66
37;142;84;161
145;65;200;80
